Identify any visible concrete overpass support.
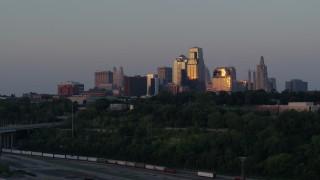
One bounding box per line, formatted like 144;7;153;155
11;133;14;149
3;134;7;149
0;133;15;149
6;134;10;149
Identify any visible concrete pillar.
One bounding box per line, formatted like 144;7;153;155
3;134;6;149
6;135;9;149
10;133;13;149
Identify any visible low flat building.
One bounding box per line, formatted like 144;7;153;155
280;102;319;112
256;102;320;115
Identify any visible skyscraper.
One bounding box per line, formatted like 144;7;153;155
95;70;113;88
147;74;159;96
212;67;237;92
205;66;211;84
187;47;206;90
157;66;172;85
255;56;269;91
124;76;147;97
268;78;277;91
247;69;253;90
173;55;188;86
113;66;124;89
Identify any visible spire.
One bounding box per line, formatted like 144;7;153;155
260;56;265;65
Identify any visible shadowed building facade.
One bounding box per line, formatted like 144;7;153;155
285;79;308;92
157;66;172;85
124;76;147;97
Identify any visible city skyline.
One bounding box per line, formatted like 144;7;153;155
1;1;319;95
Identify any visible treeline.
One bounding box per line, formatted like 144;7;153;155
0;98;71;125
15;91;320;179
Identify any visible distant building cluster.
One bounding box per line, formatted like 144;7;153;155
285;79;308;92
54;46;309;100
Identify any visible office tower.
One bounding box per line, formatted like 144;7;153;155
252;71;256;90
147;74;159;96
255;56;269;91
113;66;124;89
236;80;248;92
95;70;113;88
205;66;211;84
173;55;188;86
212;67;237;92
157;66;172;85
187;47;206;90
58;81;84;97
124;76;147;97
285;79;308;92
268;78;277;91
248;69;252;90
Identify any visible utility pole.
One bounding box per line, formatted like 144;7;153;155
72;103;74;139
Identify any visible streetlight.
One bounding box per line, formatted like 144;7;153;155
238;156;247;180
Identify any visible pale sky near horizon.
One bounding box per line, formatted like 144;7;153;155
0;0;319;96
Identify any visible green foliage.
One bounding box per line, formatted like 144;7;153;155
12;91;320;179
0;98;72;125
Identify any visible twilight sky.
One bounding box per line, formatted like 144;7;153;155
0;0;319;96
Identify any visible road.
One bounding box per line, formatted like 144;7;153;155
0;122;64;133
0;153;226;180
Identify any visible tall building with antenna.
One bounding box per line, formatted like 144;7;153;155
255;56;269;91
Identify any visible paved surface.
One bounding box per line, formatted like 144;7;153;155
0;154;216;180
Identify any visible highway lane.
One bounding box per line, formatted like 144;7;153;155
0;153;219;180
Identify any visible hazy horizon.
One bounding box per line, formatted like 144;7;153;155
1;1;319;96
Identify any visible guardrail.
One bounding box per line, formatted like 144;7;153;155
2;148;217;179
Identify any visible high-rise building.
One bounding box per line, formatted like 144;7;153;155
236;80;248;92
212;67;237;92
113;66;124;89
205;66;211;84
187;47;206;90
157;66;172;85
285;79;308;92
173;55;188;86
247;69;253;90
147;74;159;96
255;56;269;91
124;76;147;97
58;81;84;97
268;78;277;91
95;70;113;88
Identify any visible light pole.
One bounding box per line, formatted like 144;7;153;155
238;156;247;180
